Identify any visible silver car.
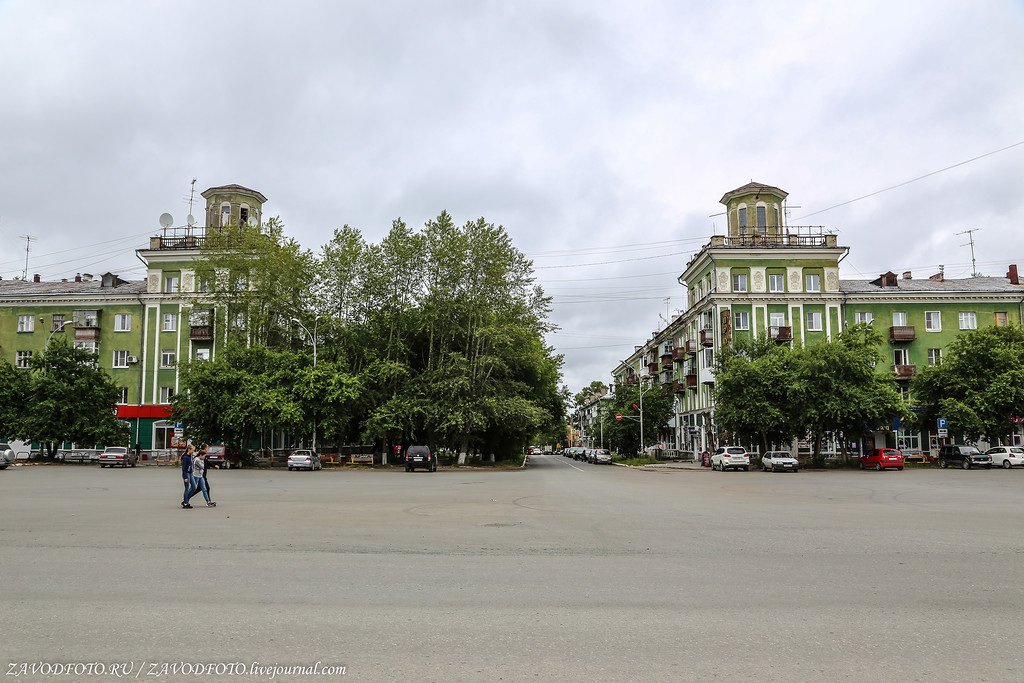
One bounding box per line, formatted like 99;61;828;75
287;450;322;471
0;443;13;469
592;449;612;465
762;450;799;472
98;446;138;468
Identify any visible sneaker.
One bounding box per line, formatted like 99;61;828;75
182;503;193;509
207;501;216;507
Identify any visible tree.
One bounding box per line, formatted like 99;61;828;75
606;381;674;457
912;323;1024;444
17;338;127;457
713;335;797;453
789;324;908;464
0;359;30;439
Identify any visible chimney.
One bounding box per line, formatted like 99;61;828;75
1009;264;1019;285
902;271;912;280
75;273;82;283
33;274;40;282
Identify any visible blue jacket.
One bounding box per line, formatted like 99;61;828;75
181;452;192;478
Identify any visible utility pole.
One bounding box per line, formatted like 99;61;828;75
19;235;36;280
957;229;982;276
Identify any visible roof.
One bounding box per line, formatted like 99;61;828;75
840;276;1024;294
720;182;788;205
0;279;147;297
201;184;268;203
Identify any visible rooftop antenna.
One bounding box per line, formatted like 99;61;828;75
186;178;197;229
957;229;982;276
19;235;36;280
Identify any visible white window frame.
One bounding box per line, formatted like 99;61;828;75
15;350;32;368
114;313;131;332
116;387;129;405
804;273;821;292
160;349;176;368
159;386;175;404
768;273;784;293
806;311;823;331
732;273;748;292
769;312;786;328
194;348;211;361
927;348;942;366
924;311;941;332
164;275;179;294
894;348;910;366
112;350;129;368
892;311;908;326
18;315;35;333
855;311;874;325
162;313;177;332
959;311;977;330
51;314;66;332
733;311;750;330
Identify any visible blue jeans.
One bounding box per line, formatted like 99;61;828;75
190;476;211;503
183;475;195;503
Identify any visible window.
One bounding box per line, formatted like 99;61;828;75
805;274;821;292
958;311;977;330
74;309;98;327
112;350;130;368
114;313;131;332
738;206;747;229
927;348;942;366
159;386;175;404
220;204;231;228
702;348;714;368
806;311;823;331
51;314;66;332
162;313;177;332
756;205;767;231
925;311;941;332
73;340;97;354
892;311;907;326
164;276;179;293
732;274;748;292
116;387;129;404
196;274;212;293
239;206;249;225
769;312;786;328
894;349;909;366
194;348;211;361
18;315;35;333
733;311;750;330
15;350;32;369
160;349;176;368
768;274;785;293
855;311;874;325
995;312;1008;326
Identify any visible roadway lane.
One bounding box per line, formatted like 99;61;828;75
1;459;1021;682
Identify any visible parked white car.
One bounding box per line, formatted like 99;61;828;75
762;450;799;472
711;446;749;471
0;443;13;469
985;446;1024;469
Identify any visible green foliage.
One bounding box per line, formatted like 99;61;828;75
14;338;127;455
0;359;30;439
911;323;1024;443
714;335;797;451
605;382;674;457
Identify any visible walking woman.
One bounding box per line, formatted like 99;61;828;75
181;444;196;509
189;448;216;507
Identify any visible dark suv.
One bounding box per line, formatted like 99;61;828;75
405;445;437;472
937;444;992;470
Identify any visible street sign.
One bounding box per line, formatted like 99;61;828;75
937;429;948;437
688;427;697;435
937;418;947;429
616;413;622;421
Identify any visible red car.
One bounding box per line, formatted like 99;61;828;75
860;448;905;471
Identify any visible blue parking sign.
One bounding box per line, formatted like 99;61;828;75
937;418;947;429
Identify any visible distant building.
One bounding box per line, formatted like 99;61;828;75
612;182;1024;459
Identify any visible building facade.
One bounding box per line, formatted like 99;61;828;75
0;184;266;453
612;182;1024;459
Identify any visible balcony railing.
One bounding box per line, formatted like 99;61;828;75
190;325;214;341
892;364;917;379
700;329;715;347
708;227;837;249
672;348;688;362
648;362;659;374
769;325;793;341
889;326;916;342
685;374;698;389
74;328;100;341
685;339;698;354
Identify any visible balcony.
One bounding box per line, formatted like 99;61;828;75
647;362;660;375
625;375;637;385
700;329;715;347
685;373;698;389
892;364;917;379
769;325;793;341
190;324;214;341
672;348;688;362
889;326;916;342
74;327;100;342
685;339;698;354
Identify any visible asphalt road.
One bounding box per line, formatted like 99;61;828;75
1;456;1022;682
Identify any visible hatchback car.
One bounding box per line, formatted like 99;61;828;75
762;450;799;472
99;446;138;468
588;448;612;464
985;446;1024;469
937;444;992;470
405;445;437;472
711;446;750;471
204;445;242;469
287;450;322;471
860;448;904;471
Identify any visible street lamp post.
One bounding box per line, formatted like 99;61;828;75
47;320;73;346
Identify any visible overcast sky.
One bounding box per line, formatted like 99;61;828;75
2;0;1022;391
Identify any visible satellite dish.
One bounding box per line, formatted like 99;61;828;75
159;213;174;228
186;214;195;227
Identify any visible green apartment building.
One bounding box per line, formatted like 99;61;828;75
612;182;1024;459
0;184;266;454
